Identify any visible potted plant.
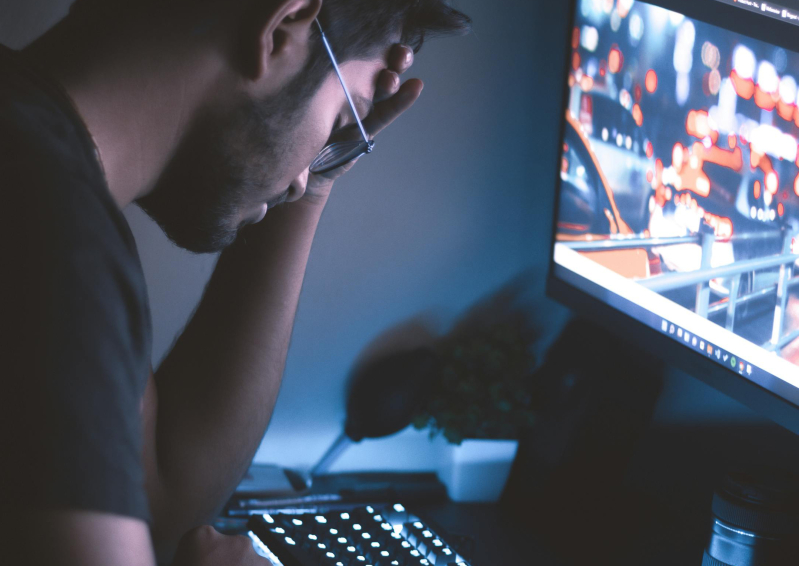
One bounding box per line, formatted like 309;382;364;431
411;318;539;502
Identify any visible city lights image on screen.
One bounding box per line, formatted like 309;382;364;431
553;0;799;377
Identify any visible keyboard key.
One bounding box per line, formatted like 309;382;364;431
429;544;458;565
386;503;410;524
247;505;471;566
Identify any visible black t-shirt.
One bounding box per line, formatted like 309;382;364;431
0;45;152;521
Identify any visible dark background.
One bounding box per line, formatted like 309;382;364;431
0;0;787;496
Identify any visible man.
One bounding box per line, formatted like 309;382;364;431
0;0;470;564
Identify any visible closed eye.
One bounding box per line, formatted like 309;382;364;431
330;96;374;138
330;119;360;141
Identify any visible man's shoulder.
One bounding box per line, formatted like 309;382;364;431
0;46;138;261
0;45;94;166
0;45;150;342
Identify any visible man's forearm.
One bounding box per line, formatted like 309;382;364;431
3;510;156;566
145;194;329;550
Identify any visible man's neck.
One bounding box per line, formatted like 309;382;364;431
21;15;223;209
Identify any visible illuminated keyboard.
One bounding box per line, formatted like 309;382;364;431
247;503;472;566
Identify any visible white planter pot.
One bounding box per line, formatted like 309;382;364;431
439;439;519;503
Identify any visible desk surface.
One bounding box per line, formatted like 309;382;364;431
415;503;557;566
227;421;799;565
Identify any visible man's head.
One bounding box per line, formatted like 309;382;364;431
71;0;470;253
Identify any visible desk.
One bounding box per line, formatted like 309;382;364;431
415;503;558;565
224;421;799;565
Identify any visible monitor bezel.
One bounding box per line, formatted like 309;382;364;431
546;0;799;435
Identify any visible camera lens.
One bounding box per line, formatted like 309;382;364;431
702;470;799;566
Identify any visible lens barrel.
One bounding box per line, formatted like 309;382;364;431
702;470;799;566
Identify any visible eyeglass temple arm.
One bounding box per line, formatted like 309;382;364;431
314;19;372;145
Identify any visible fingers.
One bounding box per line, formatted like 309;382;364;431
388;44;414;74
308;43;419;183
363;78;424;137
375;45;414;103
174;525;269;566
374;69;400;103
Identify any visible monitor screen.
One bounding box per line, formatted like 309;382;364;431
550;0;799;411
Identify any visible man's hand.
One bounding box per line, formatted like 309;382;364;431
2;509;156;566
172;526;269;566
145;46;425;562
304;43;424;202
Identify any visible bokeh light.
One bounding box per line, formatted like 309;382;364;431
645;69;658;93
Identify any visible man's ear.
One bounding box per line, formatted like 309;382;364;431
239;0;322;82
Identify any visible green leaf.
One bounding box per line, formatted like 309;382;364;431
411;415;429;430
444;428;463;445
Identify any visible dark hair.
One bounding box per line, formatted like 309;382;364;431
69;0;470;99
70;0;470;51
289;0;470;101
318;0;471;58
71;0;470;59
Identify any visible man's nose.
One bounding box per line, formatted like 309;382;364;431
285;169;310;202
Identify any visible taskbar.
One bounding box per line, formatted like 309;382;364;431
714;0;799;28
552;256;799;410
659;316;754;378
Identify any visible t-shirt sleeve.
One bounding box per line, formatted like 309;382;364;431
0;110;151;521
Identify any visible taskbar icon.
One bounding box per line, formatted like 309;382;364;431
660;319;754;377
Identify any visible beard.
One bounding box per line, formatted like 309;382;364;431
137;83;311;254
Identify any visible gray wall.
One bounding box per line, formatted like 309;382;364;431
1;0;767;475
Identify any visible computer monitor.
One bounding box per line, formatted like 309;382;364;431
547;0;799;433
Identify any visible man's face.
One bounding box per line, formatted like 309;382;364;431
137;57;386;254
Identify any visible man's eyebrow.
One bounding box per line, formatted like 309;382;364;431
332;95;375;134
351;95;375;121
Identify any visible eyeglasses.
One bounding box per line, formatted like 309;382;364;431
309;19;375;175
